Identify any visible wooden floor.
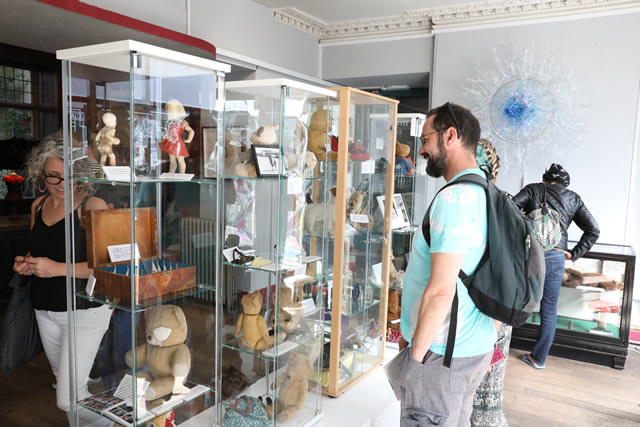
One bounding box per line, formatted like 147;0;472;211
1;346;640;426
503;347;640;426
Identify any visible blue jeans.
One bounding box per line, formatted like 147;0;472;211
531;250;566;365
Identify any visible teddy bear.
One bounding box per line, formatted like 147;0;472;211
285;119;311;176
308;109;332;160
265;352;313;422
562;268;623;291
387;289;401;331
395;142;414;175
302;151;318;178
250;125;277;145
345;190;376;232
125;305;191;401
234;291;285;350
269;286;303;336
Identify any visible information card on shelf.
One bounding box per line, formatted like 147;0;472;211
107;243;141;263
361;159;375;174
159;173;194;181
102;166;133;182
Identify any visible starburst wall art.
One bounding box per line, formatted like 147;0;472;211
463;41;585;182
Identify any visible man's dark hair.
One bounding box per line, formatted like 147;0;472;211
427;102;481;153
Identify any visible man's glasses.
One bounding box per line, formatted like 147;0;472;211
420;129;440;145
444;102;462;136
44;175;64;185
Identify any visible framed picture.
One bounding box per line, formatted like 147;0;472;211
251;144;284;177
376;194;410;229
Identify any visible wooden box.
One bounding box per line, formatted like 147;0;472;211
86;208;196;302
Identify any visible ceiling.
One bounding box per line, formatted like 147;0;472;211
255;0;640;41
253;0;472;23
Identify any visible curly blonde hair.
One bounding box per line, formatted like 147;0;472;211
478;138;501;183
26;138;95;196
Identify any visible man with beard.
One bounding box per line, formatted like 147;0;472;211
389;102;496;426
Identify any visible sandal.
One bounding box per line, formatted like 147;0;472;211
519;353;545;369
231;248;255;265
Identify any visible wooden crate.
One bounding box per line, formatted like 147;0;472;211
85;208;196;302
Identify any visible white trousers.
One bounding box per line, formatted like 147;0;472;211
35;305;112;426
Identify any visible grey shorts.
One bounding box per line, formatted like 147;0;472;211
386;347;492;426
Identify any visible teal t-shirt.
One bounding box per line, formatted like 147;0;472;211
400;168;496;357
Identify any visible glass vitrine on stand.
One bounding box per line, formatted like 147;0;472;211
512;243;636;369
218;79;334;425
318;87;399;397
59;40;229;426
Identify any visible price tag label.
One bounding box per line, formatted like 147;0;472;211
302;298;316;314
350;213;369;224
102;166;133;182
287;177;303;195
86;274;96;296
361;159;375;174
375;137;384;150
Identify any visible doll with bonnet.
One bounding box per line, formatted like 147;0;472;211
159;99;194;173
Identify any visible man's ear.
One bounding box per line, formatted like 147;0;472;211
442;127;459;149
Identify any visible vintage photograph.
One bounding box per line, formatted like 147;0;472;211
251;144;283;177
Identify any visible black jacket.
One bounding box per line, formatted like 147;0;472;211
512;182;600;261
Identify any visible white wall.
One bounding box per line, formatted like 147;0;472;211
430;12;640;303
322;36;433;87
84;0;321;77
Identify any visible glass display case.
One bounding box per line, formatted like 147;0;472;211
218;79;334;425
512;243;636;369
59;40;229;426
319;87;398;397
386;113;426;344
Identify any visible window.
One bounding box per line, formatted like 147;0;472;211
0;66;35;140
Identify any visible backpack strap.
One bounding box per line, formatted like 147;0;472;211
422;172;488;368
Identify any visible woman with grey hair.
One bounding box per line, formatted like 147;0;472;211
12;138;112;425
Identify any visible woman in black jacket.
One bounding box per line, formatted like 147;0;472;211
512;163;600;368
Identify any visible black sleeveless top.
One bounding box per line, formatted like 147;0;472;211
28;197;101;311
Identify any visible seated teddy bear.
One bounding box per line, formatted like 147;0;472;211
125;305;191;401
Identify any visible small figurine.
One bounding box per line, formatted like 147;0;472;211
95;112;120;166
159;99;194;173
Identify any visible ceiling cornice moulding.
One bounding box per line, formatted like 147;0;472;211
273;0;638;41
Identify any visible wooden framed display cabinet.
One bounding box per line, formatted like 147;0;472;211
512;243;636;369
218;79;335;425
385;113;426;346
59;40;229;426
319;87;399;397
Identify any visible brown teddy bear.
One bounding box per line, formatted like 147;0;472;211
394;142;414;175
387;289;401;331
265;352;313;422
125;305;191;401
308;110;331;160
269;287;303;335
562;268;623;291
235;291;285;350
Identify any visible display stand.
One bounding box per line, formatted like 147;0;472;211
218;79;334;425
318;87;399;397
59;40;229;426
512;243;636;369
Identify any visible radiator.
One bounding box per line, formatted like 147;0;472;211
181;217;216;302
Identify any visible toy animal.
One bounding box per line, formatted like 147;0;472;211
125;305;191;401
308;110;331;159
303;187;337;236
265;352;313;422
234;292;285;350
346;190;376;231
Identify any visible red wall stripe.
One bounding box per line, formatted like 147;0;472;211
37;0;216;57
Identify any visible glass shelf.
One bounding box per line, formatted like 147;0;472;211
70;176;219;185
223;255;321;273
392;225;418;235
222;333;314;361
75;284;216;312
78;381;212;426
223;174;326;182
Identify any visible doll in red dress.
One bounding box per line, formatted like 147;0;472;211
159;99;194;173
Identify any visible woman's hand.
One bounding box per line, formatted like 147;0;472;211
13;256;31;275
25;256;65;278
